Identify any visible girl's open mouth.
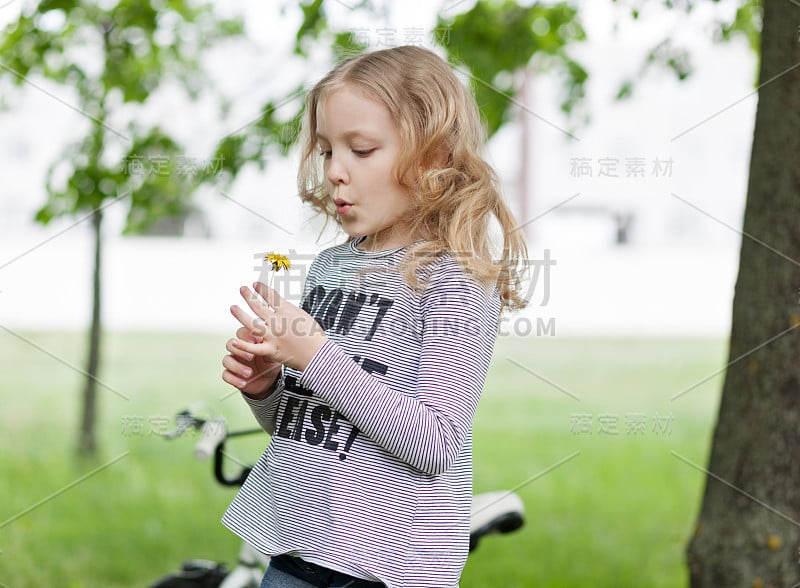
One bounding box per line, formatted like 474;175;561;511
334;198;353;216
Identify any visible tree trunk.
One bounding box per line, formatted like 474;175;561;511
687;1;800;586
78;209;103;458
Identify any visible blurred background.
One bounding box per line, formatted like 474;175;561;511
0;0;754;335
0;0;759;586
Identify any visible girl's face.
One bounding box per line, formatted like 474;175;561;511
316;86;415;252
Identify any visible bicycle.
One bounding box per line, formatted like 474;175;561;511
149;408;525;588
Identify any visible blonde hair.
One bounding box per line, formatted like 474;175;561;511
297;45;528;311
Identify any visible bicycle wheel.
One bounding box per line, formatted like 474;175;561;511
150;559;229;588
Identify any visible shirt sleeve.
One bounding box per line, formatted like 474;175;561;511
241;377;285;435
299;267;500;476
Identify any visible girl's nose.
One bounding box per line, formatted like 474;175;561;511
326;153;348;185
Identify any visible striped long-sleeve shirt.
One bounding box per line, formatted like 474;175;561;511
222;237;501;588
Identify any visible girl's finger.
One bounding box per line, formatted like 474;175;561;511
231;337;258;354
236;326;258;342
252;282;285;312
221;368;249;390
240;285;273;318
222;354;253;379
232;336;277;360
231;304;268;338
225;337;254;361
235;325;263;345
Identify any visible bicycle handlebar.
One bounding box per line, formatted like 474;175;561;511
160;409;264;487
158;408;525;550
195;419;226;461
213;442;253;487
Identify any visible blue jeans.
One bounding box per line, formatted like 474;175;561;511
260;554;385;588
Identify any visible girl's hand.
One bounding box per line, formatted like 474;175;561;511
222;322;282;397
228;282;328;374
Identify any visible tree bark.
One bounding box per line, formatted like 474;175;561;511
78;208;103;458
687;1;800;586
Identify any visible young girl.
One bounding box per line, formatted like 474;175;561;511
221;45;527;588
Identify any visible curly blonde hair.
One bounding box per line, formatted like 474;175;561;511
297;45;528;311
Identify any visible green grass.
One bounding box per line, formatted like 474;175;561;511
0;332;725;587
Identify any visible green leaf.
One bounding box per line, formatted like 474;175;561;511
333;31;366;60
295;0;326;57
438;0;587;137
615;80;634;100
34;205;55;225
38;0;79;13
715;0;761;54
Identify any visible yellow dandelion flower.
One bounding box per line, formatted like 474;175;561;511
265;253;291;272
264;252;291;291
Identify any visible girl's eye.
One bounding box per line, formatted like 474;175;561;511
318;148;374;159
